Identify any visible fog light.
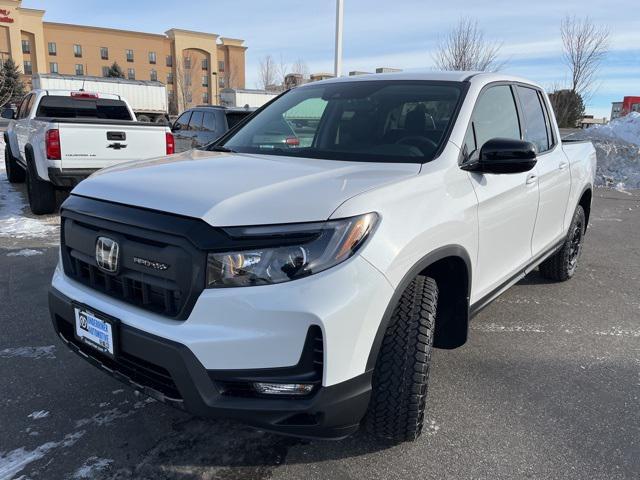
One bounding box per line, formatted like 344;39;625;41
252;382;315;396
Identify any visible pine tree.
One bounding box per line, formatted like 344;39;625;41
106;62;125;78
0;58;27;106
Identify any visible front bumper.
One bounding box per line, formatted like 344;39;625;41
49;287;372;439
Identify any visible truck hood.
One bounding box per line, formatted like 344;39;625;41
71;149;420;226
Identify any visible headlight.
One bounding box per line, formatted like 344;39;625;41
206;213;378;288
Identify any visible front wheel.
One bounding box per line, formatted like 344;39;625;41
5;145;26;183
365;275;438;443
539;205;586;281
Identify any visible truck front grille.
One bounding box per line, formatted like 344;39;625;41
60;199;207;320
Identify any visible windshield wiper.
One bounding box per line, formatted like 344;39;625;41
207;145;237;153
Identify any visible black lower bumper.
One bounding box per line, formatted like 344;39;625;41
48;287;372;439
47;168;98;188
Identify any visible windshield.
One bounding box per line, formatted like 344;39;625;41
218;81;464;163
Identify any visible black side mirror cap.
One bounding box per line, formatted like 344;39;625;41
462;138;537;174
1;110;15;119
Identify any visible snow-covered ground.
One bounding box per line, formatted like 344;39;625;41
0;138;60;245
568;112;640;190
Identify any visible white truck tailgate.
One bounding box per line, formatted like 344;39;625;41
57;122;167;169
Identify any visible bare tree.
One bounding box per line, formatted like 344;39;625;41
560;15;609;96
258;55;278;90
433;17;503;71
174;53;194;111
290;58;309;77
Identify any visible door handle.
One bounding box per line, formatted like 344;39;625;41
559;161;568;170
525;173;537;185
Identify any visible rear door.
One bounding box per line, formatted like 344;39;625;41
195;111;222;147
464;84;540;300
14;93;36;157
515;85;571;254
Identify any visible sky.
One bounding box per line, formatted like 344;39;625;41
24;0;640;119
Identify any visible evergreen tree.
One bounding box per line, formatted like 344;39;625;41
106;62;125;78
549;89;585;128
0;58;27;106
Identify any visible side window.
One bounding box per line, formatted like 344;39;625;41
189;111;204;131
174;112;191;130
469;85;521;153
16;95;29;119
202;112;216;132
517;86;549;153
539;91;556;149
26;95;36;117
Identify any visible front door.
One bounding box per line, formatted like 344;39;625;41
463;84;540;302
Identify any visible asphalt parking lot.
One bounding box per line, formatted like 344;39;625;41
1;168;639;479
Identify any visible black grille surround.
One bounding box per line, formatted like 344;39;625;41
60;195;216;320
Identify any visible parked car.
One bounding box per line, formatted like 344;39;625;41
49;72;596;444
171;105;254;152
4;89;174;214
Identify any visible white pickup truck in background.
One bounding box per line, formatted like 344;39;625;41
4;89;174;214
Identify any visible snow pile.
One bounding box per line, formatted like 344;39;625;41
6;249;44;257
0;140;60;240
585;112;640;146
569;113;640;189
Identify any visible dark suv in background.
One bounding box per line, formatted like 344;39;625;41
171;105;254;152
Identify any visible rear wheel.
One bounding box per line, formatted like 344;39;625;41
365;275;438;443
539;205;586;281
25;156;56;215
4;144;26;183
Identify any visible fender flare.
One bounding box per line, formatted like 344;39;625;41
24;143;48;182
365;244;473;371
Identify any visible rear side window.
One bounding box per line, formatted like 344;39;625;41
465;85;520;154
189;111;204;131
225;111;250;129
202;112;216;132
35;96;133;120
517;86;550;153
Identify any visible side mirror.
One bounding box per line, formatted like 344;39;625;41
462;138;537;174
172;123;181;132
1;109;15;119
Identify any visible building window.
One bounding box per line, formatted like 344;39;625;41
102;66;110;77
186;91;192;103
218;76;226;88
183;56;191;69
201;58;208;70
202;75;209;87
202;92;209;104
127;68;135;80
49;62;58;74
166;73;173;84
100;47;109;60
74;44;82;58
185;74;192;86
75;64;84;75
48;42;57;55
148;51;156;64
23;61;33;75
22;39;31;54
150;69;157;81
166;55;173;67
218;60;225;72
126;49;134;62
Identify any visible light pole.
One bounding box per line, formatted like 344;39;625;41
334;0;344;77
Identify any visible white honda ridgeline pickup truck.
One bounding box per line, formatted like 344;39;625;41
4;89;173;214
49;72;595;443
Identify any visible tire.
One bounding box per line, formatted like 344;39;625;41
365;274;438;443
25;155;56;215
4;143;26;183
539;205;586;282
